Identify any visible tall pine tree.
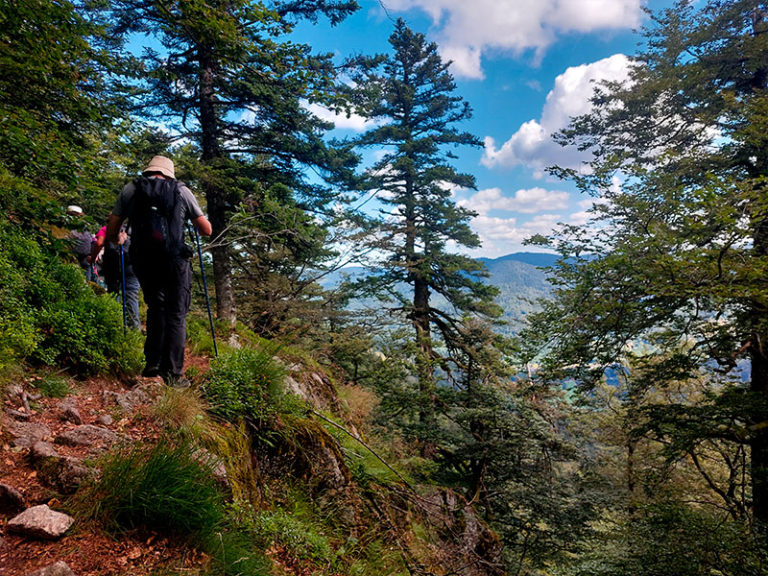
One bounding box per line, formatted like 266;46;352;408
108;0;358;323
350;20;499;440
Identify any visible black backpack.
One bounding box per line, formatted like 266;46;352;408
128;176;187;262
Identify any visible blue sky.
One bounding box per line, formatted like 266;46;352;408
291;0;672;258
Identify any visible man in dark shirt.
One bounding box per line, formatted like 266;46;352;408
106;156;212;387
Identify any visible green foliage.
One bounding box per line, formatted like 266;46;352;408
77;439;224;536
106;0;361;325
30;372;72;398
515;0;768;563
0;227;142;375
249;508;335;565
186;314;220;357
200;528;272;576
201;347;286;422
348;19;500;430
559;505;767;576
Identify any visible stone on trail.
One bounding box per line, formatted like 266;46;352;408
0;482;25;513
25;561;76;576
6;421;51;448
58;400;83;425
7;505;74;540
54;424;117;448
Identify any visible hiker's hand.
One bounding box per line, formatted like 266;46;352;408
118;230;128;245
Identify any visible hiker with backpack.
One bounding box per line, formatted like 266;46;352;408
91;224;141;330
66;205;99;283
106;155;212;387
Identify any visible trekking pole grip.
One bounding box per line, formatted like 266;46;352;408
192;225;218;357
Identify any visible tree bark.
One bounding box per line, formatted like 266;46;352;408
198;48;236;324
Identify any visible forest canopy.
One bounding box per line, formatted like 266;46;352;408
2;1;768;575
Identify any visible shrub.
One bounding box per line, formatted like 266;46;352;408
0;227;143;375
201;348;285;423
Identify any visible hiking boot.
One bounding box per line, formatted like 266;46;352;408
142;365;161;378
164;374;191;389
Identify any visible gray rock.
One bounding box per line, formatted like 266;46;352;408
0;483;25;513
194;449;228;484
37;456;96;494
102;387;150;414
6;384;23;401
7;505;74;540
96;414;113;426
7;421;51;448
5;408;31;421
54;425;116;448
58;401;82;425
32;441;94;494
26;561;76;576
31;441;60;460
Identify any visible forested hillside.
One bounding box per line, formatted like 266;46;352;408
1;1;768;575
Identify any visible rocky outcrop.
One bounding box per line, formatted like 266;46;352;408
6;421;51;448
32;441;96;494
7;505;74;540
284;368;340;412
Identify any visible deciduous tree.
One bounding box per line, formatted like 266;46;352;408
522;0;768;531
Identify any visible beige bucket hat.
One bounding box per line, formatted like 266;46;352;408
143;155;175;179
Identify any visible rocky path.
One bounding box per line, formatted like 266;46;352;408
0;373;202;576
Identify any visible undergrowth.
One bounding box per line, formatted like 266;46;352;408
75;438;224;535
201;347;287;423
0;227;143;375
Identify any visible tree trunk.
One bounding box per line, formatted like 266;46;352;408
748;12;768;527
749;332;768;529
198;48;236;324
750;214;768;528
403;185;434;426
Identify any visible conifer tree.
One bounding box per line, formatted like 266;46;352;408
350;20;500;438
521;0;768;531
107;0;359;324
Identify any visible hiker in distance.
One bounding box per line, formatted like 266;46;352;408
91;223;141;330
106;155;212;387
66;205;98;283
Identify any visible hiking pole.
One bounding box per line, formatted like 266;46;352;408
119;244;127;335
191;225;218;357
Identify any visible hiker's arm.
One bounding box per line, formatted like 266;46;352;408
87;233;105;264
192;215;212;236
105;214;123;243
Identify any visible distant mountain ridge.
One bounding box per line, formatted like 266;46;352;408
322;252;557;334
481;252;556;333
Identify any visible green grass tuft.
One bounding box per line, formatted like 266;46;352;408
76;438;224;536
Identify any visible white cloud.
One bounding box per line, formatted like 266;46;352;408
467;213;563;257
482;54;632;174
304;102;376;132
381;0;643;78
458;186;570;215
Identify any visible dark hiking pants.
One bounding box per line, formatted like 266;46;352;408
133;255;192;378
